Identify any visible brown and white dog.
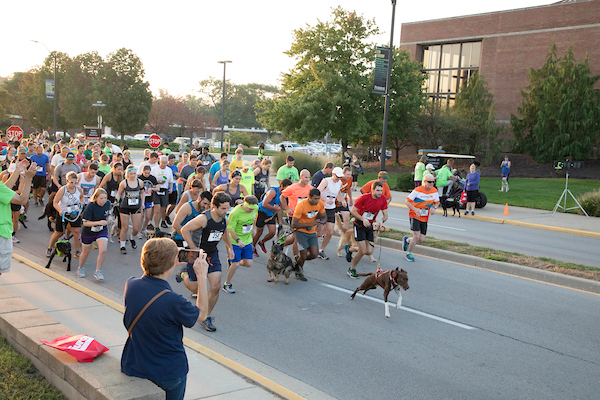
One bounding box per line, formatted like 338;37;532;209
350;267;409;318
334;214;380;262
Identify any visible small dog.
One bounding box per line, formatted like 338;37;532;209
441;195;461;217
107;204;119;243
45;238;73;271
38;193;58;232
334;214;380;262
351;267;409;318
18;207;27;229
266;242;302;284
500;177;509;192
146;229;171;239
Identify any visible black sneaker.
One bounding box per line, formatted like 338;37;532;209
161;220;168;229
295;273;307;281
165;216;172;225
130;239;137;249
175;265;187;283
345;244;352;263
199;316;216;332
120;246;127;255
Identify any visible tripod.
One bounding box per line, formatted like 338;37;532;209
552;172;589;217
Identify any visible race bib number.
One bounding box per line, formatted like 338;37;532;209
242;224;253;234
128;197;139;206
306;210;318;218
37;167;44;172
207;231;223;242
66;205;79;213
91;225;103;233
419;208;429;217
110;190;117;198
203;160;210;166
157;191;165;196
363;211;375;221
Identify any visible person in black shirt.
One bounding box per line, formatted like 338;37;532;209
78;188;112;280
311;162;334;188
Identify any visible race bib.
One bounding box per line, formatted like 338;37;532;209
66;205;79;213
363;211;375;221
306;210;318;218
242;224;253;234
203;160;210;166
110;190;117;198
157;191;165;196
419;208;429;217
128;197;139;206
91;225;103;233
207;231;223;242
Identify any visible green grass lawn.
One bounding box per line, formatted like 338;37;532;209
355;173;600;212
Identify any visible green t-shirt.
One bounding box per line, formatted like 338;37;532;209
84;149;93;161
163;148;172;155
0;182;16;239
228;204;258;245
98;164;112;175
240;170;254;195
414;162;426;181
103;146;112;156
435;165;453;186
276;165;299;182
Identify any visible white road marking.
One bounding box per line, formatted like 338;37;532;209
386;217;466;232
321;283;478;330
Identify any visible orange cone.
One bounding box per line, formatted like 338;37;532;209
503;203;509;216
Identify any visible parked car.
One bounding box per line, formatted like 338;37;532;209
173;137;191;146
134;134;151;141
101;133;116;139
123;135;136;141
280;141;309;153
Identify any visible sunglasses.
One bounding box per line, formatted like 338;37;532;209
425;180;435;183
68;181;78;184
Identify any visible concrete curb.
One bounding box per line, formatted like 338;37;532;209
0;287;163;400
375;236;600;295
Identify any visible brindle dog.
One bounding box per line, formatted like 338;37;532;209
351;267;409;318
267;242;302;284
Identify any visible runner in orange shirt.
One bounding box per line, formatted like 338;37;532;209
292;188;326;280
361;171;392;204
403;174;440;262
279;169;314;258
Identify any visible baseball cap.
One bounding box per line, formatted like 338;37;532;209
17;146;27;154
378;171;389;180
242;160;251;169
332;167;344;177
66;152;75;160
168;153;176;160
425;163;434;170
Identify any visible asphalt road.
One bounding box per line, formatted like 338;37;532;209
14;208;600;400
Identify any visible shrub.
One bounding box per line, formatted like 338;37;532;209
394;173;415;192
577;188;600;217
272;152;325;176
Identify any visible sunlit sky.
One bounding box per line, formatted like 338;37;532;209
2;0;552;97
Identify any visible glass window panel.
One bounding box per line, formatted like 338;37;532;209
430;45;440;70
427;71;439;93
441;45;451;69
461;43;472;68
459;69;471;90
450;69;459;93
439;70;450;93
423;47;430;69
471;42;481;67
450;44;460;68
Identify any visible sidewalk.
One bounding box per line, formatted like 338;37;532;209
1;254;323;400
388;189;600;238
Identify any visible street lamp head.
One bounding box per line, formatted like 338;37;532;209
218;60;232;64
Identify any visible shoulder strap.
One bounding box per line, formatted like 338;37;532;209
127;289;169;337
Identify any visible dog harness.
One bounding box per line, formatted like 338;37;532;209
55;239;70;258
375;267;399;290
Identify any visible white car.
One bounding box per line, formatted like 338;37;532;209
280;141;309;153
101;133;116;139
134;134;151;141
123;135;136;141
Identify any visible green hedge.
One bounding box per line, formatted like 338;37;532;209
395;173;415;192
577;188;600;217
272;152;326;175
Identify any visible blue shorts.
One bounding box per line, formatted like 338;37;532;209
81;230;109;245
229;243;253;263
144;202;154;209
186;250;221;281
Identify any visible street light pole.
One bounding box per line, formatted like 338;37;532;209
218;60;231;151
380;0;397;172
31;40;57;137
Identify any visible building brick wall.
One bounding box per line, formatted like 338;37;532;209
399;0;600;124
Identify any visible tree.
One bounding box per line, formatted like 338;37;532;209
257;7;379;149
511;44;600;162
415;101;462;151
148;90;185;137
95;48;152;143
454;73;503;161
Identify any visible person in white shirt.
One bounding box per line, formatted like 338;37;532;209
137;152;159;176
150;156;174;230
316;167;345;260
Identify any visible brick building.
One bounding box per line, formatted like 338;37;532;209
399;0;600;125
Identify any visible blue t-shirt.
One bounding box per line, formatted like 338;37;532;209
121;276;199;381
311;170;327;188
81;201;112;236
30;153;50;176
209;162;221;179
465;172;480;191
168;164;178;191
258;186;281;217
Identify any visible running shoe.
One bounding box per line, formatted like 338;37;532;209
161;220;168;229
74;250;81;258
405;253;415;262
253;248;259;257
77;267;85;278
46;248;53;257
222;283;235;294
137;232;145;239
347;268;359;279
345;244;352;263
402;236;409;252
258;241;267;254
318;250;329;260
199;316;216;332
175;265;187;283
191;292;198;298
471;211;475;216
12;236;20;244
94;270;104;281
91;242;98;250
295;273;307;281
120;246;127;255
464;211;469;215
39;199;44;206
130;239;137;249
165;216;172;225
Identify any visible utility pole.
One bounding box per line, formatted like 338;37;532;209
380;1;397;172
218;61;232;151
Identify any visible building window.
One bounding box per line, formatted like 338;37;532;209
422;41;481;106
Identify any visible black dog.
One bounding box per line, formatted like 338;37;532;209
45;238;72;271
38;193;58;232
266;242;302;284
440;195;461;217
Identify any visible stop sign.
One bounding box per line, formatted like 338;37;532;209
6;125;24;141
148;134;162;149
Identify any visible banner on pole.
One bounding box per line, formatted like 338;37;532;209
373;46;390;95
45;79;55;99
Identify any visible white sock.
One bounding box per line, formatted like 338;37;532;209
120;241;126;247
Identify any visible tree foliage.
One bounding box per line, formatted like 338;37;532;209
511;44;600;162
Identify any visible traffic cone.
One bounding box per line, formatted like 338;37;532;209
503;203;509;216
